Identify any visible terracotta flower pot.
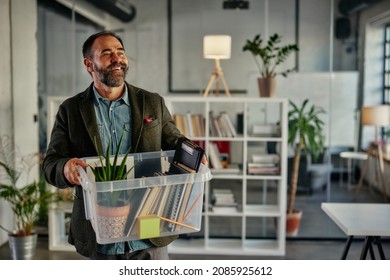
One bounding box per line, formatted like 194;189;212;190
286;209;302;237
257;77;276;97
96;204;131;239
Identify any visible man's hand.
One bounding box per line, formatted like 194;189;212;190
64;158;89;185
201;155;208;167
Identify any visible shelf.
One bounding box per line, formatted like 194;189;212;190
244;205;281;217
169;238;285;256
166;96;288;256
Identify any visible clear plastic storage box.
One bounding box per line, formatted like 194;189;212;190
78;150;211;244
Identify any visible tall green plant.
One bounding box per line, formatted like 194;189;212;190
243;33;299;78
89;129;135;207
89;130;133;182
287;99;325;214
0;136;61;236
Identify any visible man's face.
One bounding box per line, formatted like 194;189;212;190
88;35;129;87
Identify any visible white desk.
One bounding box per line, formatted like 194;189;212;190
321;203;390;259
339;151;368;189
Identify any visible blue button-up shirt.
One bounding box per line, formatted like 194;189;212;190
93;85;152;255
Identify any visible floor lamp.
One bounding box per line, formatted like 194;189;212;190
357;104;390;202
203;35;231;97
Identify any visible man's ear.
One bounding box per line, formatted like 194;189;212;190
84;58;93;73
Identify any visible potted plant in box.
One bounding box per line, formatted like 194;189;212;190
0;135;61;259
242;33;299;97
287;99;325;236
87;130;136;238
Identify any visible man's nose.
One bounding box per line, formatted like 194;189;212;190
111;52;122;63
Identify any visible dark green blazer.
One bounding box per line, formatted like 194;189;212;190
42;82;183;258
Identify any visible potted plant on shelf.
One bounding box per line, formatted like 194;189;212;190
0;135;61;259
287;99;325;236
242;33;299;97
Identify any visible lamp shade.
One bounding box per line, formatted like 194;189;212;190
203;35;231;59
361;105;390;126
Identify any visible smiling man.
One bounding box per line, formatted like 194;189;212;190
42;31;184;260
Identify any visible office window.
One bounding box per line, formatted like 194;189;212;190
384;24;390;104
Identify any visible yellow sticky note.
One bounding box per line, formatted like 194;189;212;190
138;215;161;239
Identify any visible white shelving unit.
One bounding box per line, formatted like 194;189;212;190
47;95;288;256
165;96;288;256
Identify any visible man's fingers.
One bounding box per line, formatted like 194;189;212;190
64;158;87;185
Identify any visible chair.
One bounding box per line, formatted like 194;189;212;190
287;148;333;195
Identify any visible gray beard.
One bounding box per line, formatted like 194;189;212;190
94;65;128;87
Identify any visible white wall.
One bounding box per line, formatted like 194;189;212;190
0;0;12;247
0;0;39;247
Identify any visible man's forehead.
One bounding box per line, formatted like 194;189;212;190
93;35;124;51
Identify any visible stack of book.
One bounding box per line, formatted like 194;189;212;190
209;111;237;138
247;154;280;175
251;124;280;137
211;188;238;214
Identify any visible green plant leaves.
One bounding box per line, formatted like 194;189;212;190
243;33;299;78
288;99;326;161
89;128;133;182
88;128;135;207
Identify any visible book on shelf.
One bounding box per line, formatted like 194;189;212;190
173;113;205;138
208;142;223;169
173;114;186;136
251;124;281;137
209;110;237;137
211;188;238;214
211;188;238;205
220;111;237;137
247;162;280;175
251;154;280;164
211;164;241;175
191;114;200;138
212;205;239;214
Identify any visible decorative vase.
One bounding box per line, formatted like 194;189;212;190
257;77;276;97
96;204;131;239
286;209;302;237
8;233;38;260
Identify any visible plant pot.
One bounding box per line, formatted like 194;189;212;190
96;204;131;239
8;233;38;260
286;209;302;237
257;77;276;97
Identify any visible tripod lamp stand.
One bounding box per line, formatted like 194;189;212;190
203;35;231;97
357;104;390;201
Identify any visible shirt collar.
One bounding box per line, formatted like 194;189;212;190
92;84;130;106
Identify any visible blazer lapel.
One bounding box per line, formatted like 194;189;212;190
78;85;103;154
127;83;143;152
